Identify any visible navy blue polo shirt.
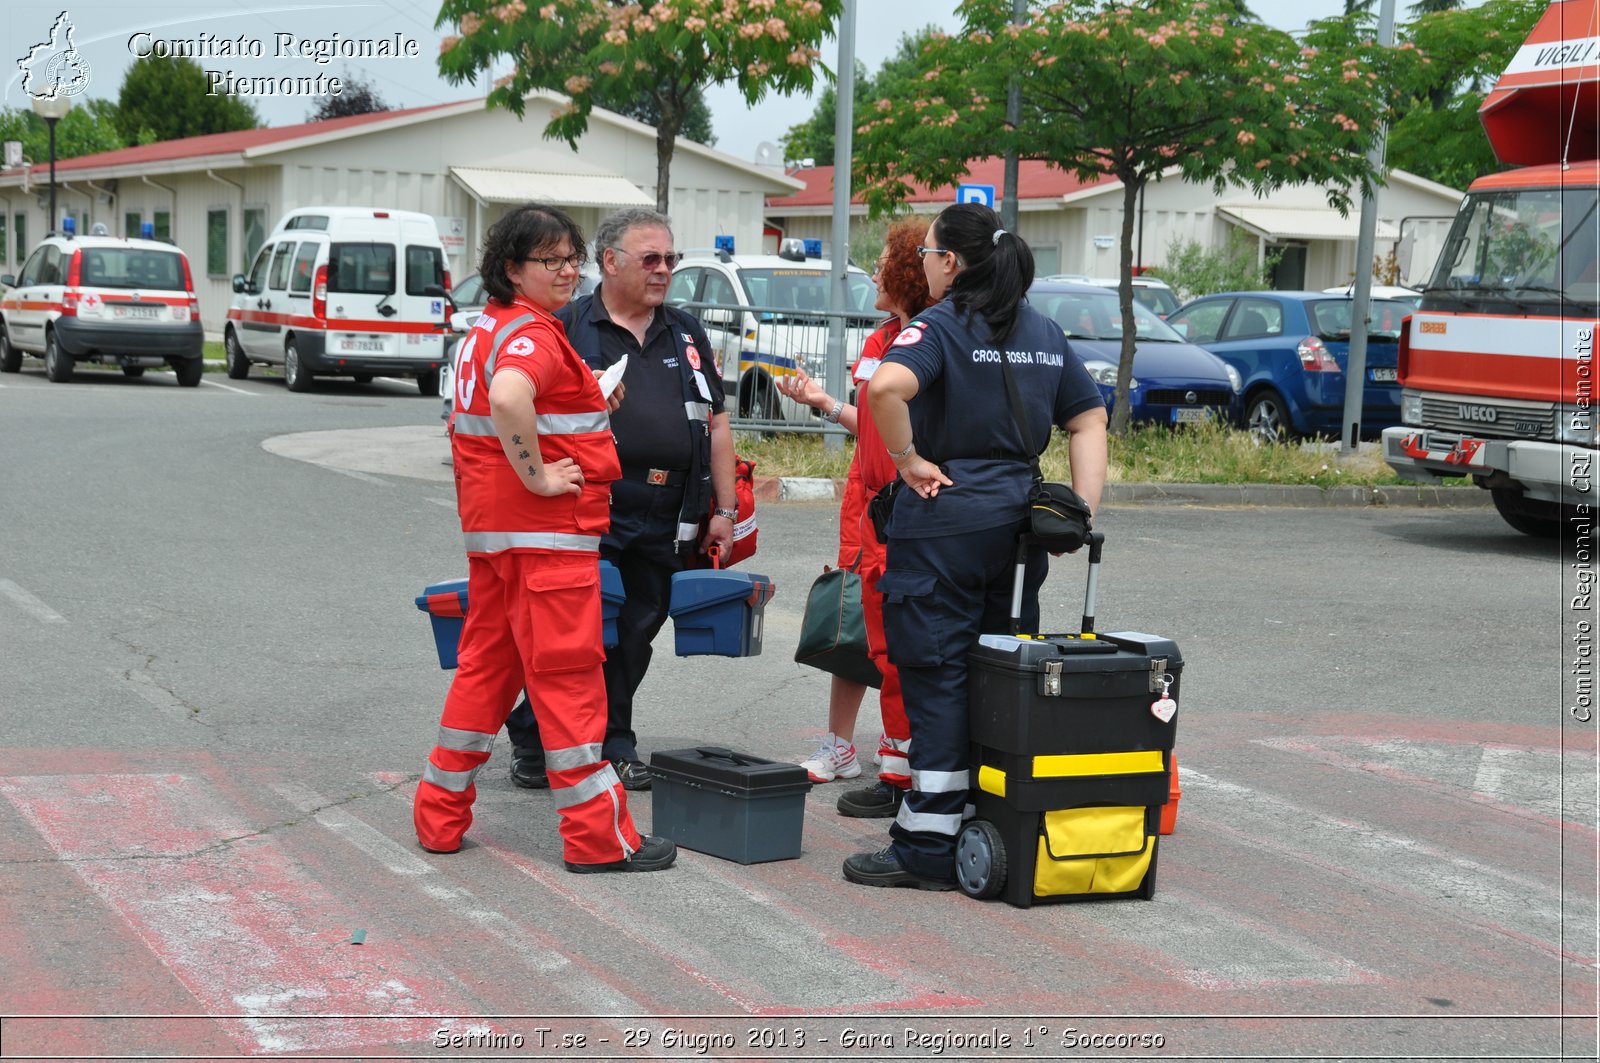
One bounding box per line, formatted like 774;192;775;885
569;288;726;470
881;300;1103;538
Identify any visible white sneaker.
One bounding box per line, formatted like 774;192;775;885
800;738;861;783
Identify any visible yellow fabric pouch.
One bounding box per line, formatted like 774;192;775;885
1034;805;1153;897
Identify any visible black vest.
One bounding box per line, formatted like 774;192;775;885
559;295;714;551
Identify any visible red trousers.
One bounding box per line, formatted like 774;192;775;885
414;550;641;863
842;474;911;789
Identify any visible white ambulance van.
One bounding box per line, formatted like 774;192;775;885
225;207;452;394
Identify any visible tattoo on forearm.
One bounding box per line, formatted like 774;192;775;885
518;449;530;459
512;434;523;445
527;465;540;478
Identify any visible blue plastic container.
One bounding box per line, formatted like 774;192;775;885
415;562;624;670
415;577;469;669
668;569;775;657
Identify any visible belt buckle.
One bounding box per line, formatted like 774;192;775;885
647;468;669;486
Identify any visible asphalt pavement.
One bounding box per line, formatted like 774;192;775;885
0;362;1593;1061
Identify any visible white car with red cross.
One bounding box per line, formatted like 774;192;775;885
0;224;204;385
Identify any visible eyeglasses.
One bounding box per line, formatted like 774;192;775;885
916;246;954;259
612;249;682;271
872;260;886;276
523;253;583;272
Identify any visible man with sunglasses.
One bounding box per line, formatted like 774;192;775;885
504;207;736;792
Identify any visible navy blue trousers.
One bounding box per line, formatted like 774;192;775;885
878;520;1047;881
506;478;688;762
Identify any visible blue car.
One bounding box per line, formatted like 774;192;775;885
1028;280;1242;425
1165;291;1413;443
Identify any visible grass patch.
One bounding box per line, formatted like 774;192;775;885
733;419;1455;488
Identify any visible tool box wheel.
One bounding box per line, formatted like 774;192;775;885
955;820;1007;900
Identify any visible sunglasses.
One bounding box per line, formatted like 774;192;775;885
523;253;582;272
916;245;954;259
612;249;682;271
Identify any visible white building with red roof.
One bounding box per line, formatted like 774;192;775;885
764;159;1461;291
0;91;800;335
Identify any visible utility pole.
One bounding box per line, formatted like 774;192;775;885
823;0;857;451
999;0;1026;231
1341;0;1397;454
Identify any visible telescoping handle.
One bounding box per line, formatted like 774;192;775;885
1080;531;1104;635
1008;530;1105;637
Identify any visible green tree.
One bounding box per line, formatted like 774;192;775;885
591;84;717;146
115;55;258;144
779;59;865;167
1387;0;1543;190
437;0;842;213
307;70;393;121
1147;231;1282;300
0;98;124;161
781;26;941;167
853;0;1420;435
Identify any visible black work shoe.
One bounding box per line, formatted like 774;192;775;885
837;781;905;819
613;758;653;791
843;846;956;891
565;834;677;873
510;755;549;789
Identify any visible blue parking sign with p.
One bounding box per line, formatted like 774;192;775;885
957;184;995;208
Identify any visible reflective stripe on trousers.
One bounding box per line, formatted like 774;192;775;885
463;531;602;553
544;742;602;772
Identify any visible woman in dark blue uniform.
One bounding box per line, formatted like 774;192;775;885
845;203;1109;891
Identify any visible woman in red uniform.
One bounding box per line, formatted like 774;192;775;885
776;218;933;814
415;204;674;873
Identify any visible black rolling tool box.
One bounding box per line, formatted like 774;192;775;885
955;532;1184;908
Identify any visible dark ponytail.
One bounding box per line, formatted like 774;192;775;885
932;203;1034;346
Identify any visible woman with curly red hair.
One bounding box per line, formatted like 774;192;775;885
776;217;932;816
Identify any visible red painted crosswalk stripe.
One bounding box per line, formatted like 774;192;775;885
0;773;489;1054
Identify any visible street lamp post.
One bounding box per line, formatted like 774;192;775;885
31;93;72;232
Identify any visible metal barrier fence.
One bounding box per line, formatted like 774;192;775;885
673;300;882;435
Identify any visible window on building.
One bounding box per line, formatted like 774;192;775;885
125;210;142;239
243;207;267;272
1033;244;1061;277
206;209;228;277
1267;244;1306;290
0;214;7;269
14;214;26;263
153;211;172;242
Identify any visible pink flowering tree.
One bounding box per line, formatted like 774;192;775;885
853;0;1422;434
437;0;842;213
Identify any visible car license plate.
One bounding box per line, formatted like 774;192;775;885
1171;406;1210;423
339;337;387;353
113;304;161;320
1369;367;1398;382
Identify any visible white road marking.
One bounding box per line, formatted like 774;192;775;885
113;667;196;722
325;466;389;486
426;497;455;508
1180;767;1578;952
0;579;67;624
200;379;256;395
285;780;643;1012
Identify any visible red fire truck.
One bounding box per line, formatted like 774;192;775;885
1382;0;1598;536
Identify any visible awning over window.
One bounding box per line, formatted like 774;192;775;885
450;167;653;208
1217;205;1397;243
